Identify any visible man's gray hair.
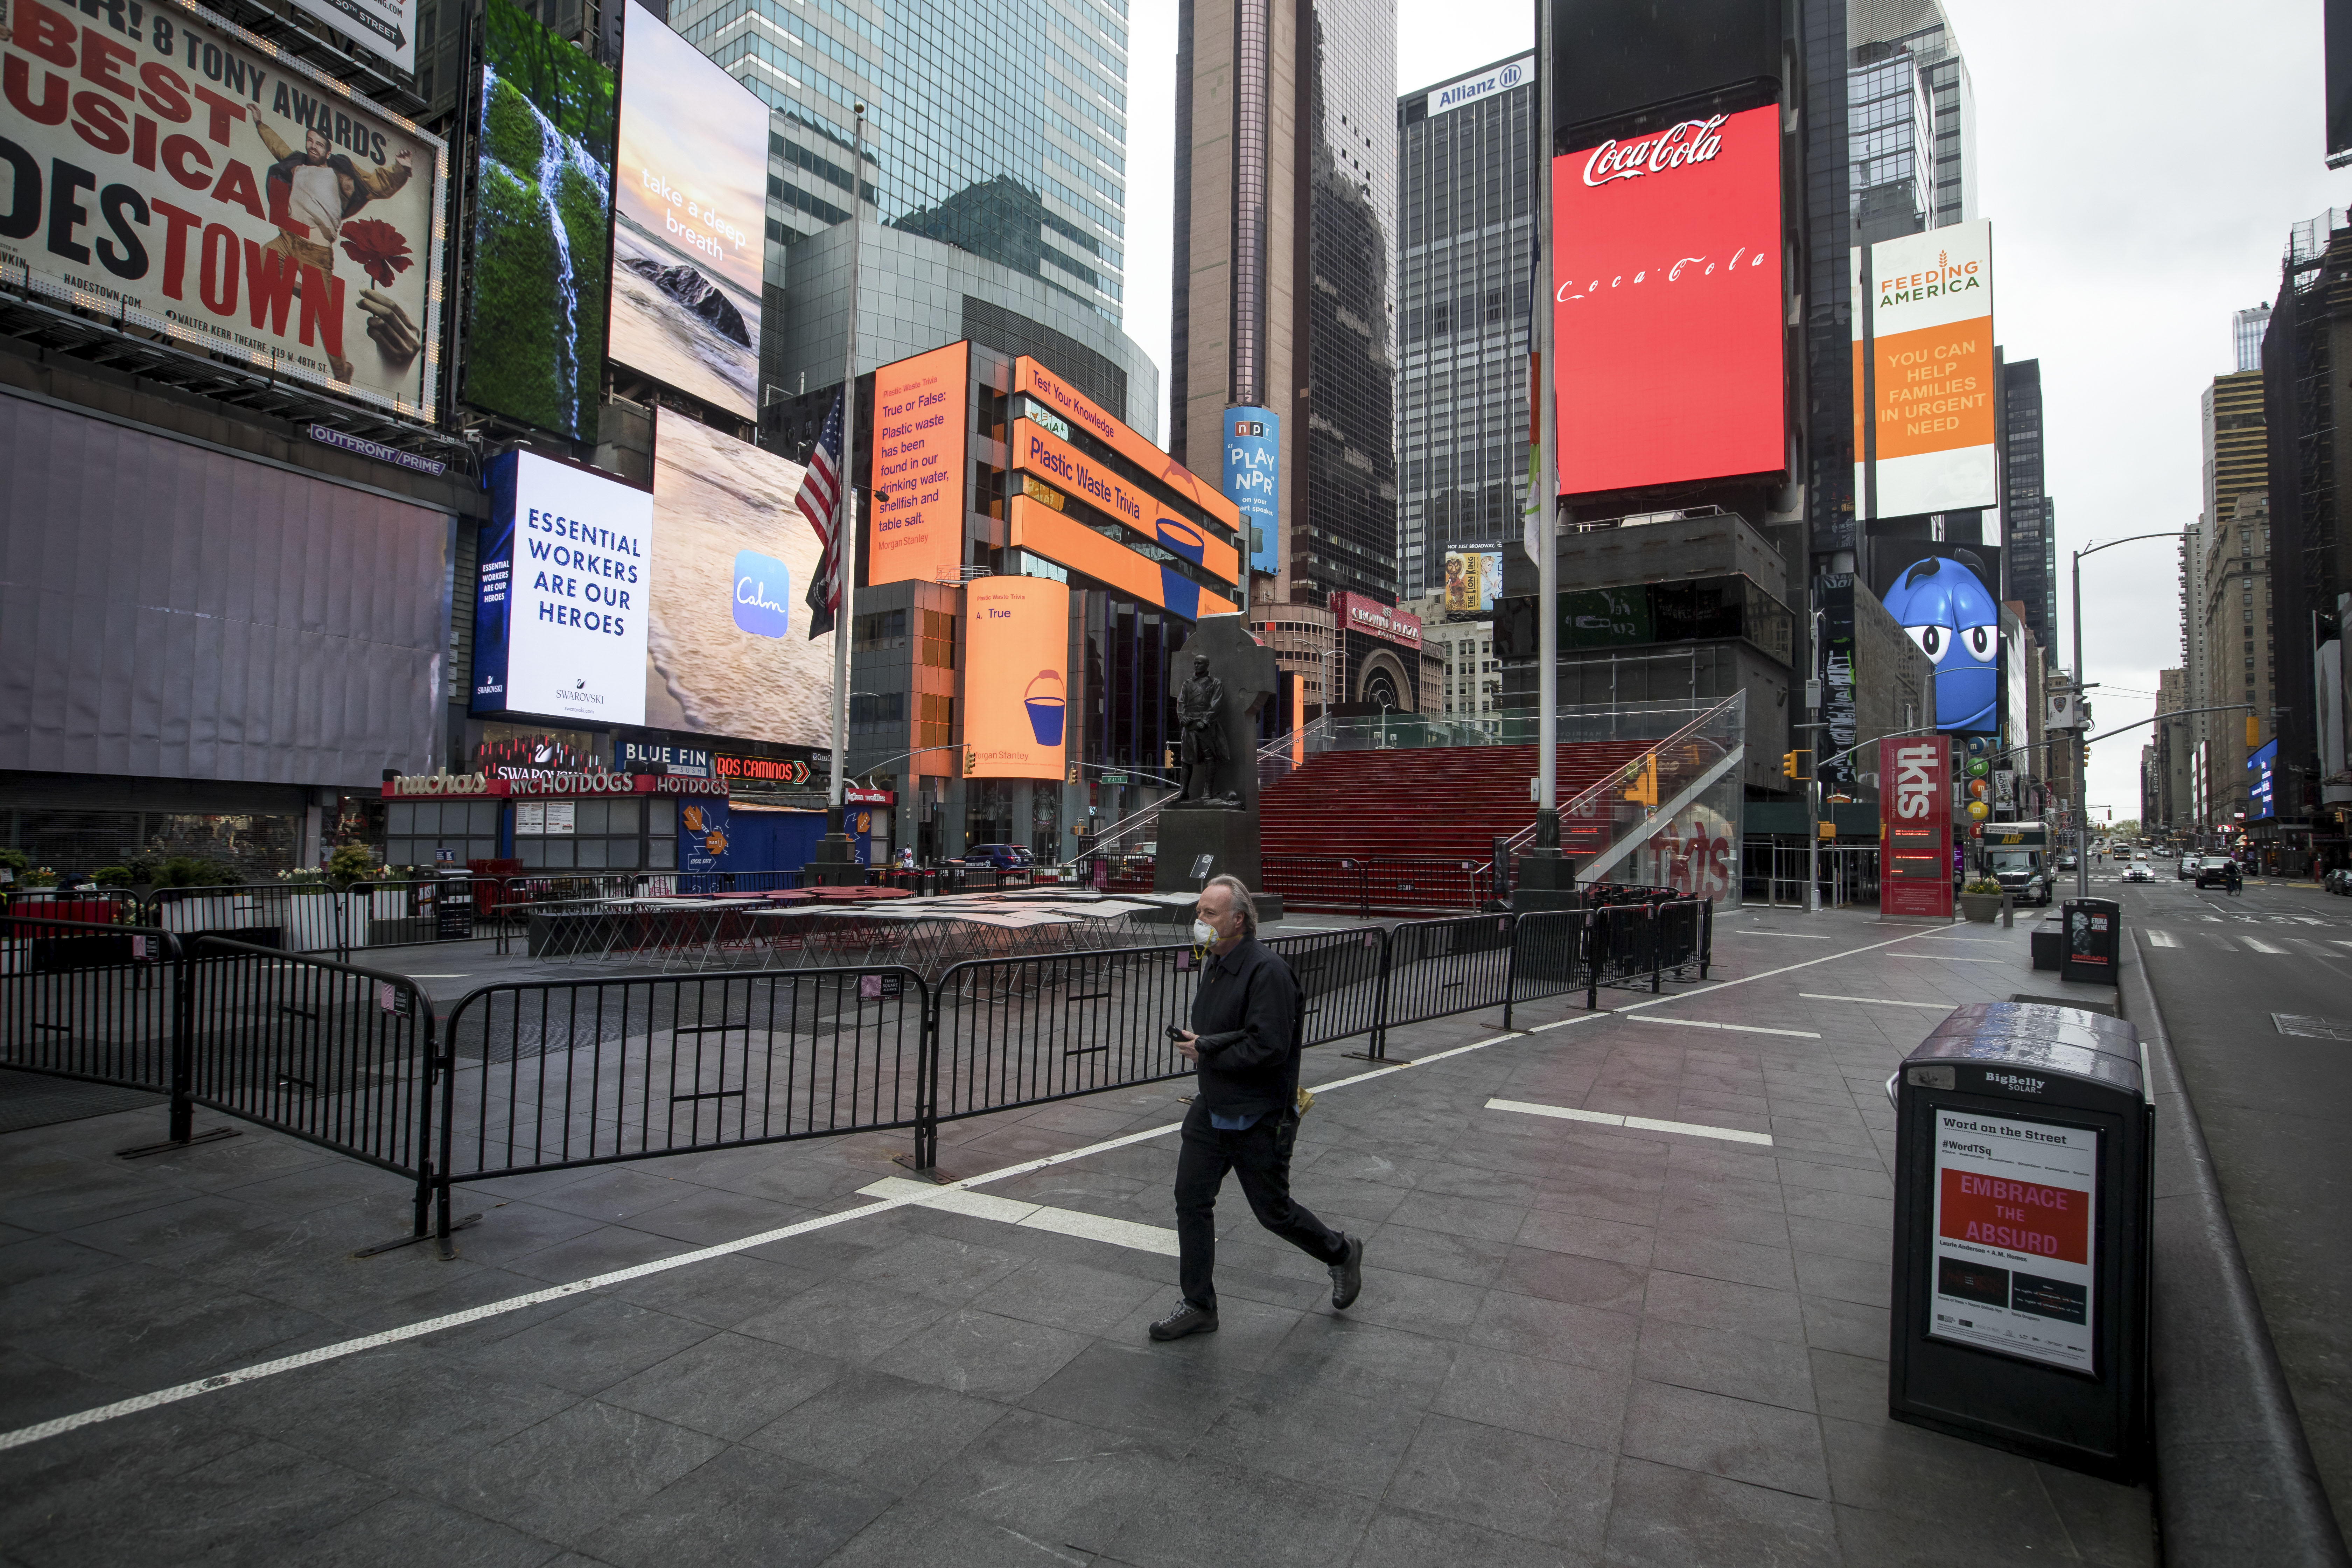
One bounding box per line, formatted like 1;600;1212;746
1200;874;1258;938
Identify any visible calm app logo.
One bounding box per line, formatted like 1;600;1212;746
733;551;792;638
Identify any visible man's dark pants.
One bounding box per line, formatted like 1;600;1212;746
1174;1101;1345;1311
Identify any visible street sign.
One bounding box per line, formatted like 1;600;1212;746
1100;773;1129;784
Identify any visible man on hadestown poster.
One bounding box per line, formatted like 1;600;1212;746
251;117;419;384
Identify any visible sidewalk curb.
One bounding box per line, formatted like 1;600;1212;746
2123;930;2350;1566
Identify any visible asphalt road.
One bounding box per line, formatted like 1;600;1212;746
2113;861;2352;1530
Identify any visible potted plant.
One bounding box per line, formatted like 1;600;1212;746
325;842;380;892
1958;877;2006;923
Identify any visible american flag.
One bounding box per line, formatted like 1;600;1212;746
795;390;846;639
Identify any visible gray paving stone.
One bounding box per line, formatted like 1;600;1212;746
1603;1455;1840;1568
586;1443;891;1568
1359;1218;1512;1287
18;1435;392;1568
742;1366;1007;1493
1104;1450;1377;1568
1646;1231;1797;1293
1633;1317;1817;1414
1205;1380;1424;1497
1347;1506;1585;1568
819;1494;1120;1568
882;1307;1091;1400
247;1492;566;1568
594;1331;844;1440
412;1400;723;1543
1383;1411;1614;1550
1619;1379;1829;1498
1465;1287;1641;1375
841;1230;1032;1305
488;1295;718;1396
1431;1343;1631;1451
1017;1338;1256;1442
1800;1293;1890;1362
913;1407;1179;1546
1642;1269;1808;1346
963;1256;1164;1335
1517;1207;1657;1268
731;1275;952;1363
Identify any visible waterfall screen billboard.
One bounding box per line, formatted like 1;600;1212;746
459;0;615;442
607;0;765;419
0;0;446;420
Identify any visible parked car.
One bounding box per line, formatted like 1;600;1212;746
962;843;1036;871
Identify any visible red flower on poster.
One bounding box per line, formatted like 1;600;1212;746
340;219;415;289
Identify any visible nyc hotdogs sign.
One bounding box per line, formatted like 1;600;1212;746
0;0;447;419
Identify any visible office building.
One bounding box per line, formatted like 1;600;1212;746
663;0;1158;447
1394;55;1538;601
1848;0;1973;235
1173;0;1402;617
2001;361;2057;650
2181;517;2212;832
2234;304;2273;374
2259;209;2352;864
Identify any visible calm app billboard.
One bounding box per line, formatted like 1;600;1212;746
608;0;767;419
646;407;833;748
1552;105;1785;495
964;577;1069;779
472;450;653;726
1223;407;1281;574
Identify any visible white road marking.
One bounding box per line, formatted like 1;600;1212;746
1891;953;2004;964
858;1177;1179;1254
1632;1015;1822;1039
2145;931;2180;948
0;920;1946;1455
1732;930;1831;939
1485;1097;1773;1146
1800;993;1955;1009
2242;938;2288;954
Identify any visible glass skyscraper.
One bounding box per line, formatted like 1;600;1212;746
1394;56;1535;601
1848;0;1974;239
1173;0;1400;612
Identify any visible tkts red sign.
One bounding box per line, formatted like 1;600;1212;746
1879;734;1952;918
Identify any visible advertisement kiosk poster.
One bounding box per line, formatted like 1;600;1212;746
1930;1107;2098;1372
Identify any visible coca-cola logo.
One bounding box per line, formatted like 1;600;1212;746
1582;115;1728;187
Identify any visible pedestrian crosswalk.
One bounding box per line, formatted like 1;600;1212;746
2138;928;2352;957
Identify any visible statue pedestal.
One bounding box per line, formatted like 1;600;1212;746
1511;850;1582;913
1153;806;1263;899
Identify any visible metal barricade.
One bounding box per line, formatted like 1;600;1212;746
148;883;346;957
1;915;185;1114
1261;855;1370;918
437;965;930;1191
926;944;1197;1168
1267;925;1390;1048
1507;909;1594;1021
346;876;506;951
1373;912;1517;1058
186;937;440;1235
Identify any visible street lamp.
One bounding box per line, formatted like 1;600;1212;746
1379;699;1394;749
2071;532;2181;898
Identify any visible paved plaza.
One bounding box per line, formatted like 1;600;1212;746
0;908;2156;1566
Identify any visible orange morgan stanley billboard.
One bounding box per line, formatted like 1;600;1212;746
964;575;1069;779
870;342;968;586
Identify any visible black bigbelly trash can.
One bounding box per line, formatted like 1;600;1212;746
1888;1002;2152;1481
2061;897;2121;986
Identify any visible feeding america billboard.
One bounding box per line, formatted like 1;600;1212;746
1552;104;1784;496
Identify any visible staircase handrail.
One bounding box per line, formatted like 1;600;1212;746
1060;718;1331;869
1480;693;1746;882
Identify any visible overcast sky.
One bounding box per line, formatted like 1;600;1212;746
1122;1;2352;828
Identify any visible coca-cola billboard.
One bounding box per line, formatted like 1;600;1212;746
1553;102;1785;496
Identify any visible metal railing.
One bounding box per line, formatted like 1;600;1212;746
5;896;1720;1248
1062;721;1328;877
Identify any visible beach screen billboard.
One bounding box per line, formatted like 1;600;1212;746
608;0;766;419
1552;104;1785;495
0;0;447;419
964;576;1069;780
1855;219;1996;517
645;407;833;749
472;449;653;727
869;342;969;587
459;0;616;442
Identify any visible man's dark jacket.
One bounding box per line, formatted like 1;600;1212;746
1187;936;1303;1121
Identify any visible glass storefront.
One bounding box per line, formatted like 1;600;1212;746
512;796;676;871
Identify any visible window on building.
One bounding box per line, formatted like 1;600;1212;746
920;609;957;668
511;798;669;872
917;693;956;750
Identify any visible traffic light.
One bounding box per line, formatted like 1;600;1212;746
2246;714;2260;747
1625;755;1660;806
1781;750;1811;781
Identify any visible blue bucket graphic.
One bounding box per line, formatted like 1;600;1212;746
1155;517;1206;566
1024;670;1065;746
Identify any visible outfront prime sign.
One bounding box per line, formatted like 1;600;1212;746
471;449;653;727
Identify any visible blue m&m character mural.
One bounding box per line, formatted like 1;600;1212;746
1884;551;1999;734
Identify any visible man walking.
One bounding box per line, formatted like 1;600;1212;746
1150;875;1361;1341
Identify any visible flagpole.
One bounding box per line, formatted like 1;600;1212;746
826;103;865;841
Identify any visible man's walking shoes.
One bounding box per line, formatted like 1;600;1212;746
1329;1233;1364;1310
1148;1301;1219;1341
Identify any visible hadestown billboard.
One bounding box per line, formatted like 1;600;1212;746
1853;219;1997;519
